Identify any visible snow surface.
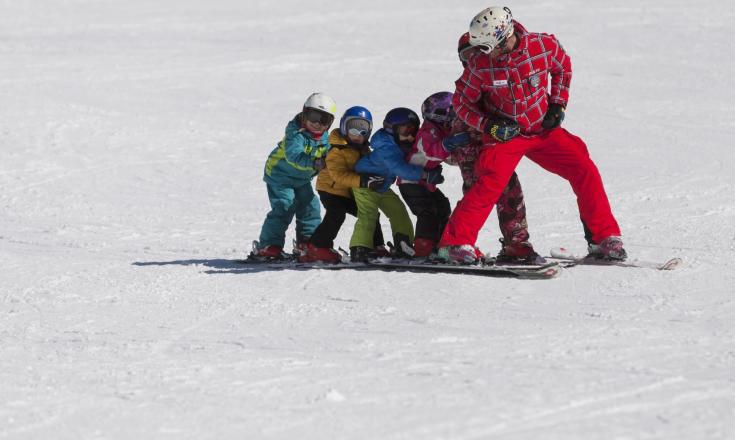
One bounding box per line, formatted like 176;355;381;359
2;0;735;438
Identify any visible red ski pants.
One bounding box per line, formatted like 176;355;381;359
439;127;621;247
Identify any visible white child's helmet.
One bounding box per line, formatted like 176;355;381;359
303;92;337;117
468;6;514;53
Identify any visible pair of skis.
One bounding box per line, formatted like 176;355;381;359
243;255;561;280
242;242;682;280
242;241;559;279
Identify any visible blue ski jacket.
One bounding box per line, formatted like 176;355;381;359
355;129;424;193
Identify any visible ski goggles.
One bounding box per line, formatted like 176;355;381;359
428;107;456;124
345;118;371;137
395;123;418;138
476;33;511;54
303;108;334;126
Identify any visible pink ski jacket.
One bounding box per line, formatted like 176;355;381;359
399;119;451;191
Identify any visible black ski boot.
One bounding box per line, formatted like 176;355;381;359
392;233;415;258
350;246;374;263
495;239;546;265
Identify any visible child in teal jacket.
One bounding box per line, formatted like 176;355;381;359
252;93;337;259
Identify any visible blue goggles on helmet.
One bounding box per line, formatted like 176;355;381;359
345;118;371;137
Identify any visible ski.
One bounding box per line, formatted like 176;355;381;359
238;256;368;270
241;241;366;270
549;247;682;271
365;258;562;279
240;247;561;278
240;254;296;264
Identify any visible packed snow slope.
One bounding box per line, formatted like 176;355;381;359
2;0;734;438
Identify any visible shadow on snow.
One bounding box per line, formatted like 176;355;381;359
131;259;384;275
131;259;291;274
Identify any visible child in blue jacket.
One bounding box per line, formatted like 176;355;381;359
251;93;336;259
350;107;443;261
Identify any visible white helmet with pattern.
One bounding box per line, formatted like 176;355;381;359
468;6;514;53
303;92;337;117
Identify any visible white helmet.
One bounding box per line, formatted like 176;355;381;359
468;6;514;53
303;92;337;117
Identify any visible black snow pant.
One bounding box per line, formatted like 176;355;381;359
399;183;451;243
310;191;384;249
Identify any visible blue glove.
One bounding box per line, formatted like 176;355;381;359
442;132;471;152
423;167;444;185
483;118;520;142
313;157;326;171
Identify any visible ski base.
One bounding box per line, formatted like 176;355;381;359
549;247;682;270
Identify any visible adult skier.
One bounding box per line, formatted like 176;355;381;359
439;6;626;263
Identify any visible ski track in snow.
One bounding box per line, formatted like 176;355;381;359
2;0;735;439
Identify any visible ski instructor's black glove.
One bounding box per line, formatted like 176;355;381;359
542;103;565;130
483;118;520;142
422;166;444;185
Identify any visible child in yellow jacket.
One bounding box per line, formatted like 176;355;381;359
299;106;387;263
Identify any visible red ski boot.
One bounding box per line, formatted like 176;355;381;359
588;236;627;261
437;244;479;264
248;241;285;261
413;238;436;258
298;243;341;264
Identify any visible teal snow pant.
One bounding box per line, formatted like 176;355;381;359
258;181;321;248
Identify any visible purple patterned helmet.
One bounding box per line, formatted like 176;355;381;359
421;91;455;126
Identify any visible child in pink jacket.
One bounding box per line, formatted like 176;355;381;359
398;91;470;257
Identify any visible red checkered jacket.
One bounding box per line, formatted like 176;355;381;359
452;21;571;136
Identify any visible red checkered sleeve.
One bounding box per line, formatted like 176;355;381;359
545;34;572;107
452;66;486;132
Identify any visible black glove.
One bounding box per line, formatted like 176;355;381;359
542;103;565;129
422;166;444;185
359;174;385;190
442;132;471;152
482;118;520;142
313;157;326;171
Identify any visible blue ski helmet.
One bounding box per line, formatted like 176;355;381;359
383;107;420;134
339;106;373;138
421;92;455;126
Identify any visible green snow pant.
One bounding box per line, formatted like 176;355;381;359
350;188;414;248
